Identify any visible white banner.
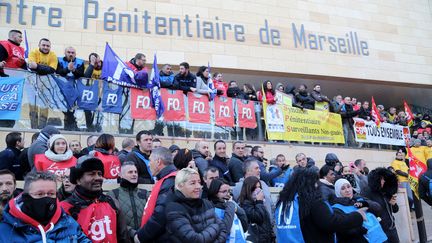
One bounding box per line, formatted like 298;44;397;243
353;118;411;146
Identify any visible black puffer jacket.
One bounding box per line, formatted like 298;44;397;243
361;168;399;241
419;159;432;206
165;190;228;243
125;146;152;183
241;199;275;243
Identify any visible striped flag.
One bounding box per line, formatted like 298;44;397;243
371;97;381;127
403;100;414;127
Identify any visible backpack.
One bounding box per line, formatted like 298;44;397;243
332;203;388;243
275;194;305;243
423;175;432;198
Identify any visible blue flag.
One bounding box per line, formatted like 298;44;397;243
0;77;24;120
101;43;142;88
24;30;29;59
148;54;165;118
207;62;217;100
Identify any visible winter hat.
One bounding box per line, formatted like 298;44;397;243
334;178;351;198
69;155;104;184
169;145;180;153
325;153;340;167
48;134;67;151
41;125;60;137
173;148;193;170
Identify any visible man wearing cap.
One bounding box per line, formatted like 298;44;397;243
169;144;180;158
61;155;130;243
0;171;90;242
27;125;60;171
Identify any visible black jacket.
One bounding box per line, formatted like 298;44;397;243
300;199;363;243
191;149;209;176
340;104;359;125
228;154;245;183
241;199;275;243
165;190;228;243
331;196;382;243
311;90;330;103
210;155;233;184
126;146;153;184
173;72;197;92
295;91;315;110
419;158;432;206
227;87;246;99
358;107;372;120
361;168;399;239
318;180;336;201
136;164;177;242
0;147;23;180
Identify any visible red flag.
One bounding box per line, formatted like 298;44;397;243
161;89;186;121
236;99;257;128
214;96;234;127
130;88;156;120
371;97;382;127
187;93;210;123
407;145;428;198
403;100;414;127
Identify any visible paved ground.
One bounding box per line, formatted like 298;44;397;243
412;201;432;243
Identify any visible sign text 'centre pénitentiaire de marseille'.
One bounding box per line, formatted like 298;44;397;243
1;0;370;56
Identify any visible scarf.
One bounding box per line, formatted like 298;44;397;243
44;149;73;162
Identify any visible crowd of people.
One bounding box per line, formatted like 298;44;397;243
0;126;430;242
1;29;432;148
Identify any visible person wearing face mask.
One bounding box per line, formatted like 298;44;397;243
164;168;228;242
61;155;131;243
341;165;358;190
208;178;248;242
57;169;75;201
0;171;90;242
331;178;385;243
34;134;77;181
108;162;147;240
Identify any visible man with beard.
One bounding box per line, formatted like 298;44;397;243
28;38;58;75
173;62;197;93
0;30;26;77
0;170;21;220
108;162;147;239
126;53;148;88
295;84;315;110
61;155;130;243
69;140;82;159
0;171;90;242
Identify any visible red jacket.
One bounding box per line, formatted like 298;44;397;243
0;40;25;68
214;80;228;96
258;90;276;104
34;154;77;178
93;151;120;179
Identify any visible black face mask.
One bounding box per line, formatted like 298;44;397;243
21;194;57;225
120;178;138;189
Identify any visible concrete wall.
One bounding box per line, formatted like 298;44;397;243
0;0;431;85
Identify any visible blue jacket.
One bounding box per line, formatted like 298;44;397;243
0;200;90;243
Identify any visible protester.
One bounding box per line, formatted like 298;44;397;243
27;125;60;170
126;53;148;87
84;52;103;79
251;145;282;185
169;144;180;157
295;84;315;110
391;149;413;209
208;178;248;241
91;133;121;182
332;178;386;243
226;80;245;99
270;154;293;187
311;84;331;106
232;159;273;220
159;64;175;88
0;171;90;242
210;140;233;184
173;62;197;93
195;65;213;96
341;165;358;189
80;134;98;155
275;167;365;243
118;138;135;163
318;165;336;201
243;83;258;101
152;138;162;149
126;130;154;183
353;159;369;194
358;101;371;121
0;29;25;77
173;148;197;170
0;169;20;220
213;72;228;96
69;140;82;159
324;152;341;167
135;147;177;242
362;167;400;243
0;132;24;180
228;141;246;183
202;166;220;198
28;38;58;75
108;162;147;240
34;134;77;180
419;158;432;206
191;141;211;175
61;155;130;242
57;168;75;201
238;176;275;243
18;132;39;178
257;80;277;105
164;168;228;242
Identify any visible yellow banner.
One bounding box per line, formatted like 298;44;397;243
263;102;345;143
